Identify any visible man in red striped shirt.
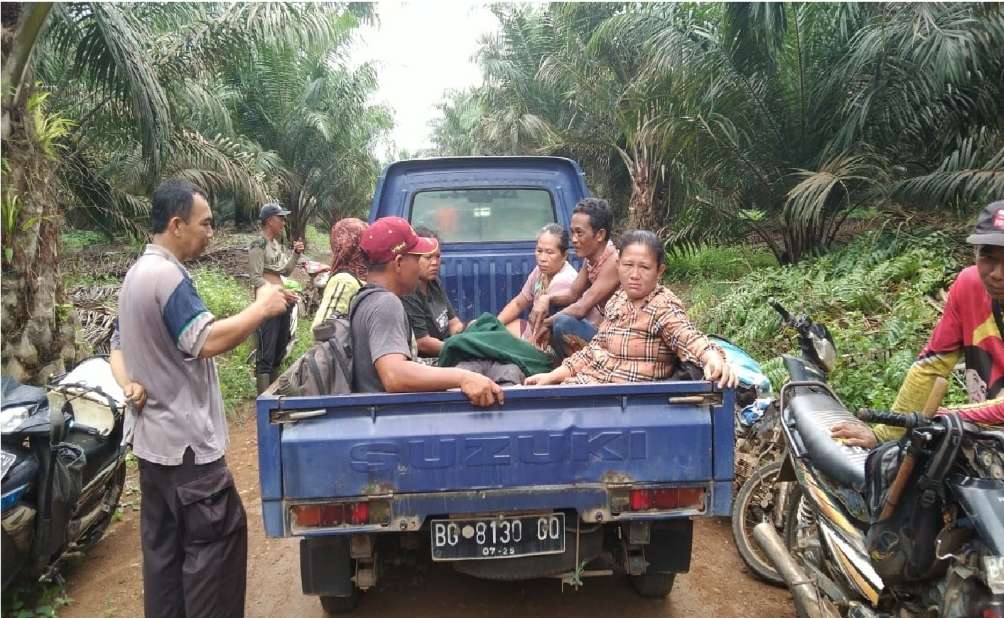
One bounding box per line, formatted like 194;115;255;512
833;200;1004;448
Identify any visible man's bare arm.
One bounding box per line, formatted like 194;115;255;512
545;267;589;308
416;335;445;357
374;354;503;407
556;257;619;319
199;284;293;358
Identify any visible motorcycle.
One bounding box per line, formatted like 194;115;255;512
729;306;823;587
1;357;128;590
754;299;1004;617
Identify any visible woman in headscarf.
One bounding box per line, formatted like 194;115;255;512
311;217;368;330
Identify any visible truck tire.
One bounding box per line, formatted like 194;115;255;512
730;461;786;586
320;589;359;614
629;573;675;598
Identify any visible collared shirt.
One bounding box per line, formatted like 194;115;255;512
248;235;296;288
112;244;226;465
562;285;719;384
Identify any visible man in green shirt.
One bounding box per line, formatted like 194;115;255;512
248;203;304;393
402;227;464;357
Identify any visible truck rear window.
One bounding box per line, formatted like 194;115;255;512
410;189;555;243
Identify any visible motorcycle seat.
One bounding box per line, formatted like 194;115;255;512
788;387;869;491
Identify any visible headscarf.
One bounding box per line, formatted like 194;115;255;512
329;218;368;281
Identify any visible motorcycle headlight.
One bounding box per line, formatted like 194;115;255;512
0;405;32;434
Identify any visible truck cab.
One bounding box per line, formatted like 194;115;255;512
257;157;734;614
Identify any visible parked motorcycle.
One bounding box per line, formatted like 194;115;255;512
729;302;827;587
1;357;128;590
755;299;1004;617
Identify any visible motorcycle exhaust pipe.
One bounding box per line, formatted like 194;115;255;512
753;522;836;618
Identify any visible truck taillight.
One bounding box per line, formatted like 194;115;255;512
627;488;705;511
290;500;390;528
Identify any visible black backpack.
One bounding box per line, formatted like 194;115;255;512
273;286;382;397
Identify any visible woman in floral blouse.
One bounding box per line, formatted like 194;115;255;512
525;230;737;388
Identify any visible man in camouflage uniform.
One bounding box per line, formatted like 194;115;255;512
248;203;304;393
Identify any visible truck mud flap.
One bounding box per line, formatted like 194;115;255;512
644;519;693;574
300;537;353;597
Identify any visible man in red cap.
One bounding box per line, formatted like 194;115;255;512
349;217;504;407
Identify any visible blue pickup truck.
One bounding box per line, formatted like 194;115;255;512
256;157;735;613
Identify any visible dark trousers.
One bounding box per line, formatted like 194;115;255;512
255;305;292;375
138;449;247;618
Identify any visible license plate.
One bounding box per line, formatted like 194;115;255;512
430;513;565;561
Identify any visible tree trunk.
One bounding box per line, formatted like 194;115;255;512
1;3;52;140
1;93;83;384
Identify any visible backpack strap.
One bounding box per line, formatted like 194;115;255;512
305;350;326;391
348;284;390;320
328;339;352;384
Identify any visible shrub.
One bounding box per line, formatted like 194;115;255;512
685;229;970;411
192;268;252;319
664;244;776;282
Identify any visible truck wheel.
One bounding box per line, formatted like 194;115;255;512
629;573;676;599
731;461;786;586
320;589;359;614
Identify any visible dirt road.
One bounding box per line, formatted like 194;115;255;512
58;410;794;618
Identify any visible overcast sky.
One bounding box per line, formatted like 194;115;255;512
351;2;501;158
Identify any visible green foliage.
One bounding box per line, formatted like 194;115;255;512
686;230;969;411
189;267;254;414
32;2;387;240
216;337;256;416
191;268;252;319
61;229;108;254
1;579;72;618
431;3;1004;260
303;224;329;255
26;91;74;159
664;244;775;282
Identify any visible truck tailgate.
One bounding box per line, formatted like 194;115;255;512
261;382;732;496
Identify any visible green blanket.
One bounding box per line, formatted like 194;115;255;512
438;313;553;376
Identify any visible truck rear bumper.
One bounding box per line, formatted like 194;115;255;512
262;481;731;538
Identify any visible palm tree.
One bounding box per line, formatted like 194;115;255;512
228;41;391;240
1;2;379;382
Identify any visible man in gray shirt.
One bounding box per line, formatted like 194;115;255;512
113;179;293;617
351;216;504;407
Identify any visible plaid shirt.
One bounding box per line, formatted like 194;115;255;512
562;286;719;384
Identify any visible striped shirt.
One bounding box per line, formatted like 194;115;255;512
562;286;719;384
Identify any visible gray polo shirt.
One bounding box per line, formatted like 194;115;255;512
112;244;227;465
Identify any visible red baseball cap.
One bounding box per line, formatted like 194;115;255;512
361;217;438;264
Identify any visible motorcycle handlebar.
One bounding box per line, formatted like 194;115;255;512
768;297;793;323
856;409;930;429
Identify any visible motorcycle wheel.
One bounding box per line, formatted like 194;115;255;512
731;461;787;586
76;460;126;551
